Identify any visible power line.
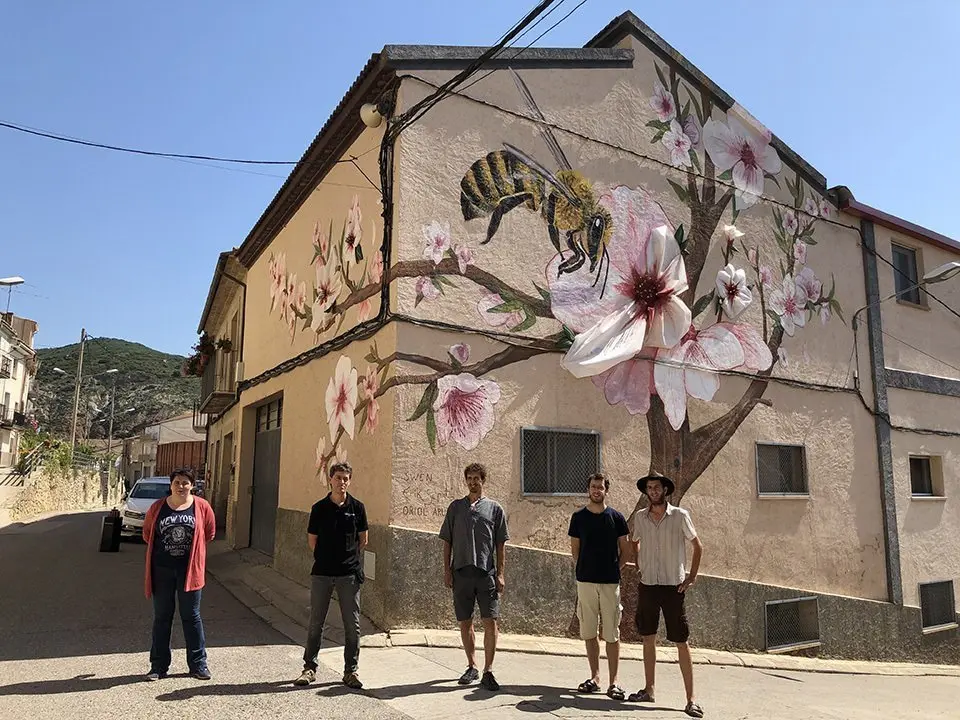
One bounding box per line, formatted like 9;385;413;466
881;330;960;375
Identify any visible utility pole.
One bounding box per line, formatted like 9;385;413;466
106;374;116;480
69;328;87;457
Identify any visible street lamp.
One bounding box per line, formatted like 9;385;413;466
52;364;118;452
852;261;960;332
0;276;25;315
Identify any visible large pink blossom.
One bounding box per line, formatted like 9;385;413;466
433;373;501;451
549;185;691;378
311;260;342;332
795;266;821;303
325;355;358;442
703;116;782;207
655;323;771;430
768;275;808;336
650;82;676;122
591;353;655;416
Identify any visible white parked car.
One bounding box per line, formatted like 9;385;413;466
119;477;170;539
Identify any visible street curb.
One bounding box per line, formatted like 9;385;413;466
206;544;959;680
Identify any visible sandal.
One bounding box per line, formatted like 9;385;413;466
607;684;625;700
627;689;655;703
685;701;704;718
577;678;600;693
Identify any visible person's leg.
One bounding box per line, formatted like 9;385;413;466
302;576;335;671
576;582;601;687
663;587;695;707
481;617;499;673
149;566;176;675
630;584;661;702
599;583;623;690
459;619;477;667
335;575;362;680
476;569;501;691
453;569;478;670
176;567;207;674
677;643;695;702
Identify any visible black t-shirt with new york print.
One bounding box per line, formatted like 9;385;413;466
152;502;196;568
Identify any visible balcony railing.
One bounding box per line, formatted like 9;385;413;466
198;349;237;415
0;404;12;427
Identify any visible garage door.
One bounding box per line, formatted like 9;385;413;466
250;398;282;555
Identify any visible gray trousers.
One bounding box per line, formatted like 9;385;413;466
303;574;361;674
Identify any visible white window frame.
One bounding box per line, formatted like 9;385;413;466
909;455;945;499
918;580;958;635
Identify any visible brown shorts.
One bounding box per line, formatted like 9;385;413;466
635;583;689;643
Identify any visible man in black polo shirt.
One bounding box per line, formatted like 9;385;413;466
294;461;368;689
569;473;630;701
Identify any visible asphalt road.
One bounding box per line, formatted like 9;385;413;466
0;510;411;720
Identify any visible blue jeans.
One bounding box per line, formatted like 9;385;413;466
150;564;207;673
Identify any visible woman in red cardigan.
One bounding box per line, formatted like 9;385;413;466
142;468;216;681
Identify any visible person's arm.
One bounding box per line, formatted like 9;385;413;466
678;537;702;593
570;537;580;562
618;535;631;570
142;501;158;544
495;542;506;593
307;505;319;552
203;500;216;542
357;504;369;551
308;533;318;552
358;531;368;551
442;539;453;588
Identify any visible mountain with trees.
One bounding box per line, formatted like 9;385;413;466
31;338;200;440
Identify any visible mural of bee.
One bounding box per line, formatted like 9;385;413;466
460;68;613;296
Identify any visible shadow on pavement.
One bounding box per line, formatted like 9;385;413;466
0;673;147;696
155;680;322;701
317;679;689;714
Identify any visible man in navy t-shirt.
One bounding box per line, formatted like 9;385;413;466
568;473;630;700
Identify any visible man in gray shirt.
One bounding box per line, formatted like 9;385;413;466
439;463;508;692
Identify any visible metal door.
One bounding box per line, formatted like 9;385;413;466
250;399;282;555
215;434;232;529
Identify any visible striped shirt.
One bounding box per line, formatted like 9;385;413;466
630;503;697;586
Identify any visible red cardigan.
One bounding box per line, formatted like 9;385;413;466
143;496;216;598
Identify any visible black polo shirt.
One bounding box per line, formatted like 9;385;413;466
307;493;368;577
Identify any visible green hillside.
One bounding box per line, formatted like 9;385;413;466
31;338;200;439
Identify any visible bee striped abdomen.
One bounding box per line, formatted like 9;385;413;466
460;151;542;220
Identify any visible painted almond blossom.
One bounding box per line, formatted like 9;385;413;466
819;304;832;326
722;224;744;245
703;117;782;207
818;198;832;218
449;343;470;364
477;290;523;328
325;355;358;442
433;373;501;451
795;266;822;303
454;244;474;274
682;115;702;149
369;250;384;284
591;354;655;416
550;185;691;378
315;438;326;471
759;265;774;286
768;275;807;336
269;253;286;312
783;210;799;235
422;221;451;264
357;297;373;322
415;276;440;303
345;195;363;262
662;120;693;167
715;264;752;319
311;261;342;332
802;196;819;218
313;222;329;265
361;365;380;400
365;397;380;434
793;240;807;265
650;82;676;122
747;247;758;266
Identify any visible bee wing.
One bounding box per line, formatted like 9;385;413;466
502;143;581;209
509;67;573;173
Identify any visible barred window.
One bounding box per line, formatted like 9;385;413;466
764;597;821;652
256;398;283;433
756;443;808;495
521;427;600;495
919;581;957;633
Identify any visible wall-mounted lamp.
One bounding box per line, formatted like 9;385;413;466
360;103;384;128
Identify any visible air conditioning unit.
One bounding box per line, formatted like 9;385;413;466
235;361;244;383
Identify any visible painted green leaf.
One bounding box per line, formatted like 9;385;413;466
685;84;705;124
364;352;378;364
435;275;458;287
407;381;438;422
691;290;717;320
414;293;423;308
654;63;668;89
532;282;551;302
557;325;576;350
766;310;782;326
731;197;740;223
779;260;787;279
831;299;846;324
667;179;689;203
511;308;537;333
645;119;671;131
764;172;782;189
449;356;462;372
650;130;666;144
430;277;446;295
681;99;690;122
487;299;524;314
689;149;701;174
426;408;437;453
718;169;733;182
674;224;685;248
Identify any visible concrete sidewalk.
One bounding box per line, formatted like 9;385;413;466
206;540;960;680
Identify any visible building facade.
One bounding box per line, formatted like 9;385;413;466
0;312;38;468
196;12;959;662
120;412;205;487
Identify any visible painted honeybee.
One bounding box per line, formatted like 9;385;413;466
460;68;613;296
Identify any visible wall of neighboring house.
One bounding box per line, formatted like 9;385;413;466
0;319;36;466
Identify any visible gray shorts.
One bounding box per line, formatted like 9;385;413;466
452;566;499;622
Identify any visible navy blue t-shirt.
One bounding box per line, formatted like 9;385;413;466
152;502;196;568
568;506;629;584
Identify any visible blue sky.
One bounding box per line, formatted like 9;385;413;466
2;1;957;354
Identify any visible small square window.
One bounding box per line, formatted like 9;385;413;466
919;580;957;633
521;427;600;495
891;243;922;304
909;456;943;497
757;444;808;495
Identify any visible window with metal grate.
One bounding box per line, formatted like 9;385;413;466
520;427;600;495
756;443;808;495
764;597;821;652
919;580;957;633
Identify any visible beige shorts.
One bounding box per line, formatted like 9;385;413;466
576;581;622;643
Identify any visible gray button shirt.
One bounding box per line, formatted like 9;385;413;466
439;496;509;572
630;503;697;586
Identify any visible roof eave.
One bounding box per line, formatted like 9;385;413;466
197;252;231;334
839;196;960;255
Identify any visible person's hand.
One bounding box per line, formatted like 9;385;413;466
495;573;505;593
444;568;453;589
678;575;696;593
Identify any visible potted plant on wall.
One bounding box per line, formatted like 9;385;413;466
181;331;217;377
